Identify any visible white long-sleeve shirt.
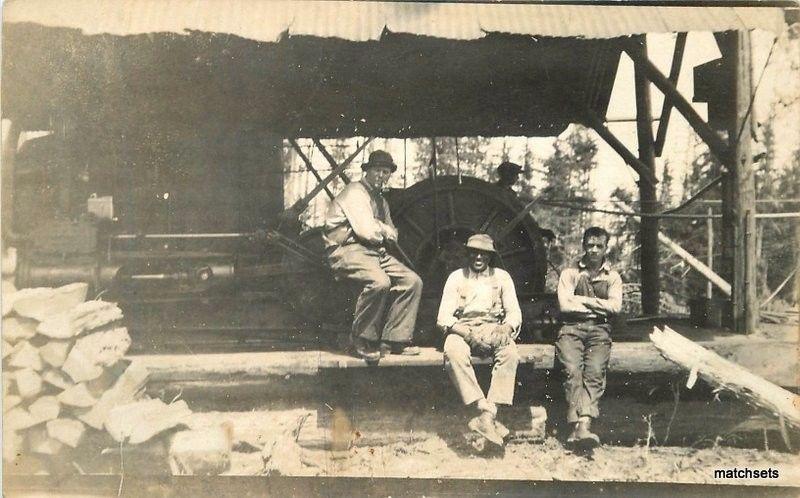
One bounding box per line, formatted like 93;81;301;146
437;267;522;335
323;179;397;248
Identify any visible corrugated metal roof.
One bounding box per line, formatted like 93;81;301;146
4;0;788;42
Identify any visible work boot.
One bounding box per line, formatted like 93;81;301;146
570;418;600;449
468;411;504;447
494;419;510;440
351;337;381;363
379;341;421;357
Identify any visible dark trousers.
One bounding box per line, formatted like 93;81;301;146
328;244;422;343
555;321;612;423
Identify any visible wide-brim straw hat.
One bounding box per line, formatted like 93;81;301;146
465;233;496;253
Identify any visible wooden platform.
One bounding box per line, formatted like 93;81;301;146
129;334;798;387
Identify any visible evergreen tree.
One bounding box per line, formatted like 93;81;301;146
537;125;599;264
411;137;492;182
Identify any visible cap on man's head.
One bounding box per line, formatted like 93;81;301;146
362;150;398;172
497;161;523;175
465;233;496;253
539;228;556;242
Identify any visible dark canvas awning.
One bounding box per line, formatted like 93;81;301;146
4;1;787;41
1;2;788;138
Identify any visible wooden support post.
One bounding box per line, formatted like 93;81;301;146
719;31;758;333
313;138;350;185
584;110;658;187
287;138;334;200
633;36;660;316
654;33;687;157
624;44;730;165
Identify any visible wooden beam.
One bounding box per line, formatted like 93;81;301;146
287;138;334;200
633;35;660;316
584;109;658;186
654;32;687;157
1;119;21;242
658;231;731;296
313;138;351;184
624;44;730;164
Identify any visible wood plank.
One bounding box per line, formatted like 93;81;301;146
129;336;799;387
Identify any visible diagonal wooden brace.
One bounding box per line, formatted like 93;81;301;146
584;109;658;187
624;43;730;165
654;32;687;157
313;138;351;185
288;138;335;200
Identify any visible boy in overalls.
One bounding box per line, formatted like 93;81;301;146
556;226;622;448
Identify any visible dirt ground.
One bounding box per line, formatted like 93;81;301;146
185;410;800;486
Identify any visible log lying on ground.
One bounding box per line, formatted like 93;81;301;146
650;326;800;428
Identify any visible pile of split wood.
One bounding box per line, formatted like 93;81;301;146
2;281;203;473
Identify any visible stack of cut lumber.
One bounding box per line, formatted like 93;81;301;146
2;281;191;471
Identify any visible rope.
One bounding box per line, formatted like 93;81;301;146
733;35;778;148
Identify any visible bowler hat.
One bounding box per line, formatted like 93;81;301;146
497;161;523;175
361;150;398;173
465;233;496;253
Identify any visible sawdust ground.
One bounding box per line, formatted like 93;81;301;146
187;410;799;485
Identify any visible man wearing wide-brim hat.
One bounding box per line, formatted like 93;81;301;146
436;233;522;447
324;150;422;362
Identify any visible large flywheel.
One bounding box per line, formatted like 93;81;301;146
388;176;546;299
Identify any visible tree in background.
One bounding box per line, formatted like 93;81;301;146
537;125;598;265
411;137;492;182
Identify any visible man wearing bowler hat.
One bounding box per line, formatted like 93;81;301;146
324;150;422;362
437;233;522;447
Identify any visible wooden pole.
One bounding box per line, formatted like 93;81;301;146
624;44;730;165
632;36;661;316
719;31;758;333
707;206;714;299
